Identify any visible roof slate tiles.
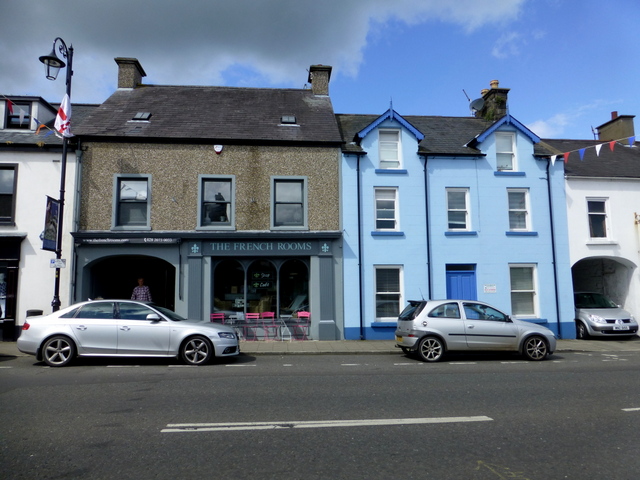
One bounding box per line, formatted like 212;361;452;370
75;85;342;144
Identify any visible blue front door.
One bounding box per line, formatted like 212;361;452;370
446;269;477;300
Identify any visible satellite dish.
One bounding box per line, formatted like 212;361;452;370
470;97;485;115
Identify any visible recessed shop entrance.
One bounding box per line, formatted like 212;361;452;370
86;255;176;309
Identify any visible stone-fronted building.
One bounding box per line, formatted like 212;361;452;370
73;59;344;340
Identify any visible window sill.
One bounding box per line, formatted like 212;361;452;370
586;239;618;245
506;231;538;236
375;169;408;175
371;231;404;237
197;225;235;231
494;171;525;177
445;231;477;236
111;226;152;231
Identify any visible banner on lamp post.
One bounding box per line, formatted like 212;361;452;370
43;196;59;252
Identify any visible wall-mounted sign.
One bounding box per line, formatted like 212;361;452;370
214;145;223;154
483;284;497;294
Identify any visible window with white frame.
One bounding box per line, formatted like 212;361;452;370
587;198;608;238
509;264;537;317
375;187;398;230
199;175;234;228
379;130;401;169
375;266;403;320
496;132;516;171
0;165;17;224
271;177;307;229
446;188;469;230
5;102;31;130
507;188;529;231
113;175;150;229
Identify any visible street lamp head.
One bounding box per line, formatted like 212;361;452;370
39;47;66;81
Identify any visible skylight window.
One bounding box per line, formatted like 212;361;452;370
281;115;296;124
132;112;152;121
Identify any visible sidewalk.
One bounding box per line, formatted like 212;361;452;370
1;337;640;357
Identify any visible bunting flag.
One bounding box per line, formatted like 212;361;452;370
595;144;602;156
55;93;73;137
6;99;13;114
550;134;638;165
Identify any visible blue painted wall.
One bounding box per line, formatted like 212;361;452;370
341;114;575;340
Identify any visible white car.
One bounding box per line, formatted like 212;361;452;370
17;300;239;367
395;299;556;362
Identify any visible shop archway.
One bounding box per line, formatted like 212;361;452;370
86;255;176;309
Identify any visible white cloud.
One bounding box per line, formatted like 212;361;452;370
528;114;570;138
2;0;526;103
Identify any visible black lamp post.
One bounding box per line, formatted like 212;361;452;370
40;38;73;312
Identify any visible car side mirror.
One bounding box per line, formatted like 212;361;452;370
146;313;162;322
506;316;512;323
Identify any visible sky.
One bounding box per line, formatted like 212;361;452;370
2;0;639;140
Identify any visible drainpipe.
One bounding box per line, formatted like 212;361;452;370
546;159;562;336
356;154;365;340
422;156;433;298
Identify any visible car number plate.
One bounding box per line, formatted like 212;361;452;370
613;325;629;331
395;335;402;342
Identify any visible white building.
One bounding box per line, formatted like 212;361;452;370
547;113;640;325
0;96;94;339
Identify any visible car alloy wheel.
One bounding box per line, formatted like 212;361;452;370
523;335;548;361
576;321;589;340
417;336;444;362
181;336;213;365
42;336;76;367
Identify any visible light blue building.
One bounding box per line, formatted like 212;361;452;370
337;88;575;340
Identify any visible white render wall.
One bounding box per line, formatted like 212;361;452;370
565;176;640;318
0;148;78;325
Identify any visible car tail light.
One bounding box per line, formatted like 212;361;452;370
22;322;30;330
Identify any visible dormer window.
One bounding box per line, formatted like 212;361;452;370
379;130;401;169
5;102;31;130
496;132;516;171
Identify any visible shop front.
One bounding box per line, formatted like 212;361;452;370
73;233;343;341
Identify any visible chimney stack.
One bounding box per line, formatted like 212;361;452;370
596;112;635;141
115;58;146;89
308;65;332;95
474;80;510;120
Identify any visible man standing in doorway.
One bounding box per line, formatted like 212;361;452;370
131;277;152;302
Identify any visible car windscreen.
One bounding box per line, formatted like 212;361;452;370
575;293;617;309
398;301;426;320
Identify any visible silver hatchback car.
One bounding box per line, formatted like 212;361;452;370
17;300;239;367
395;299;556;362
574;292;638;339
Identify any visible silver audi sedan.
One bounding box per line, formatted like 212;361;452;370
17;300;239;367
395;299;556;362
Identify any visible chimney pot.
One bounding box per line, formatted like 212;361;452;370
490;79;499;89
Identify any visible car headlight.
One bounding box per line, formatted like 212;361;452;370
218;332;236;340
588;314;607;324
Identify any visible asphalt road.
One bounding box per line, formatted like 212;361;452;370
1;351;639;480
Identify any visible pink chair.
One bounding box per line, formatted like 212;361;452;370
261;312;278;340
244;313;261;340
210;312;225;324
293;311;310;340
